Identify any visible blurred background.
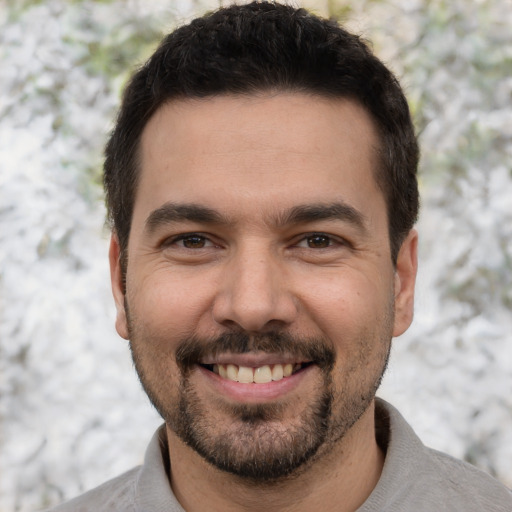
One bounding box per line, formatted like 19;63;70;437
0;0;511;510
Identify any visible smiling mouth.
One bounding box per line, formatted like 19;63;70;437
200;362;313;384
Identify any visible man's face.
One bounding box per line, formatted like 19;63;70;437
110;93;417;481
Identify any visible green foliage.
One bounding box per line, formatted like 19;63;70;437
326;0;352;20
1;0;178;199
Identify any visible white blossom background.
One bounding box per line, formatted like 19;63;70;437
0;0;511;510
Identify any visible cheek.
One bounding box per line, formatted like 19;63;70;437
300;270;395;346
127;268;217;340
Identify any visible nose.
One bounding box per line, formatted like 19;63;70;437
212;245;298;333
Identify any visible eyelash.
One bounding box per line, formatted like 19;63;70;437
162;232;347;250
163;233;216;249
295;232;345;249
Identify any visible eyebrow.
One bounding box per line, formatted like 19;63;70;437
144;202;230;234
276;202;367;232
144;200;368;235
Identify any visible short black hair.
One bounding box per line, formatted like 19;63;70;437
104;1;419;267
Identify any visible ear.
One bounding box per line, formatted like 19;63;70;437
392;229;418;337
109;233;129;340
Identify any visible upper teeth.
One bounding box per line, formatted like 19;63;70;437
213;363;299;383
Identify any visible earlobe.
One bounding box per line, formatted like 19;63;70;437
109;233;129;340
392;229;418;337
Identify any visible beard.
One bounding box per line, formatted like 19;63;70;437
128;318;392;483
168;332;336;482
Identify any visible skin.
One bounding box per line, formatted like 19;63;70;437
109;93;418;512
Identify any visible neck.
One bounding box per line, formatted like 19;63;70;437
167;401;384;512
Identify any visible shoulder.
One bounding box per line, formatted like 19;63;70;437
41;466;141;512
422;447;512;511
41;425;182;512
361;399;512;512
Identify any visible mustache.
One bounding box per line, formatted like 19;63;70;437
175;331;335;372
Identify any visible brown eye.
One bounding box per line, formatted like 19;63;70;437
182;235;207;249
306;234;331;248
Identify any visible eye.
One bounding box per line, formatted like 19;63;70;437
166;234;214;249
297;233;336;249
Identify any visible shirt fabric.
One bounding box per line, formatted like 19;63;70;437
45;399;512;511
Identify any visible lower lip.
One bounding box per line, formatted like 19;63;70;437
196;364;316;403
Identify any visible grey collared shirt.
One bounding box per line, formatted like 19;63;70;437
44;399;512;512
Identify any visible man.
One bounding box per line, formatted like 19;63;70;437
47;2;512;511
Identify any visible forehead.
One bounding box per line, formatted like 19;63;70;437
134;93;385;230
